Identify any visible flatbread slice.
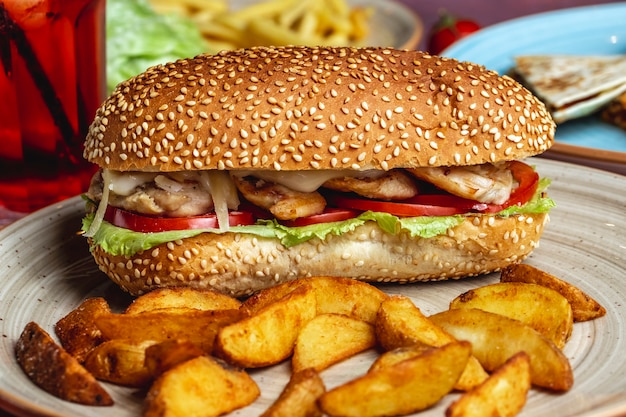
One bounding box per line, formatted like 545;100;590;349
513;55;626;123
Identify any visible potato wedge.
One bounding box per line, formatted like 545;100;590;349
368;344;434;373
144;355;259;417
83;339;155;387
125;287;241;314
260;368;325;417
144;339;205;378
95;308;241;353
375;295;488;391
15;322;113;406
216;284;317;368
446;352;531;417
241;276;387;323
500;263;606;322
292;313;376;373
319;341;472;417
431;308;573;391
449;282;573;348
54;297;111;363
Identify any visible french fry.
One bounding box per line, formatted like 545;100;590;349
241;276;388;324
292;313;376;373
446;352;531;417
244;18;325;48
95;308;241;353
83;339;155;387
500;263;606;322
431;308;574;391
148;0;372;52
216;284;317;368
144;339;205;378
54;297;111;363
375;295;488;391
15;322;113;406
449;282;574;348
319;341;472;417
144;355;259;417
124;286;241;314
260;368;325;417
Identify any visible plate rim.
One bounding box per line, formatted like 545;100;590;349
1;158;626;417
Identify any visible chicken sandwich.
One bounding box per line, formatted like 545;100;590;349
82;46;556;297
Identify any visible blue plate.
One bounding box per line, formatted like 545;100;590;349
442;3;626;171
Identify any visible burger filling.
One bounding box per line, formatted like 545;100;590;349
89;162;537;231
83;159;555;257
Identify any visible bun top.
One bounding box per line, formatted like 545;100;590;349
84;46;554;172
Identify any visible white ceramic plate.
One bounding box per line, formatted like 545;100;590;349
1;158;625;417
353;0;423;50
442;3;626;175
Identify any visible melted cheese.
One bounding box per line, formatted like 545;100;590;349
108;171;158;196
231;169;385;193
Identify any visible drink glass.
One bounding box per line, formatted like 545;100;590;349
0;0;106;215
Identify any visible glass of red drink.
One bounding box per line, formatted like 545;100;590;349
0;0;106;215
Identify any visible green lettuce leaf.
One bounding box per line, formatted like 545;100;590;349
83;182;554;257
82;211;464;258
498;177;555;217
106;0;208;92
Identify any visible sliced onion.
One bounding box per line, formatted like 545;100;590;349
199;171;240;232
84;169;113;237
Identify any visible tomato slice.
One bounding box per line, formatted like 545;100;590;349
327;161;539;217
279;208;361;227
327;193;473;217
502;160;540;208
104;206;255;233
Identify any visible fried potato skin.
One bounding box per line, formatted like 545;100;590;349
431;308;574;391
143;355;259;417
368;344;434;373
241;276;388;323
216;285;317;368
446;352;531;417
144;339;206;378
54;297;111;363
450;282;574;348
83;339;156;387
375;295;488;391
95;308;241;353
15;322;113;406
260;368;325;417
292;313;376;373
124;287;241;314
319;341;472;417
500;263;606;322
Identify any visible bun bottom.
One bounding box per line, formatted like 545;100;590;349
89;213;549;298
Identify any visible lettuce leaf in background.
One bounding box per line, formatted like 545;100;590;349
106;0;208;91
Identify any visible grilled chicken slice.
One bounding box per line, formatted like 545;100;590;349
232;176;326;220
408;163;515;205
323;170;419;200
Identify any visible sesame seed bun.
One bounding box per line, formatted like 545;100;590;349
90;213;549;298
83;46;555;297
84;46;554;172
